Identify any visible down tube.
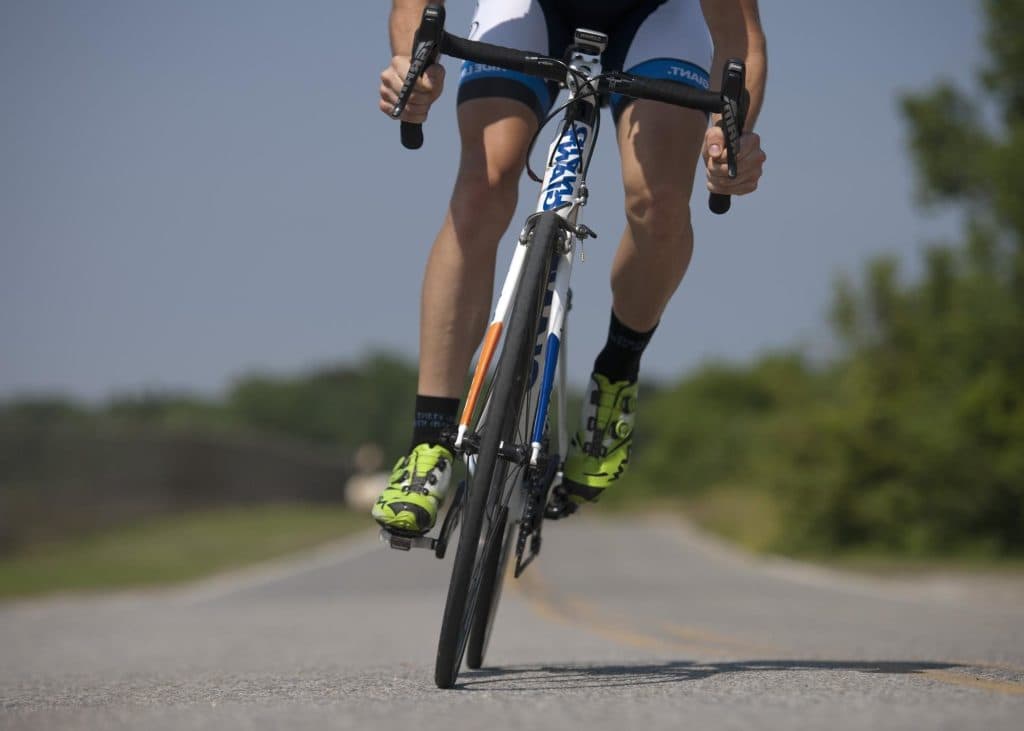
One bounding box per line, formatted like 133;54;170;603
529;245;574;464
455;238;530;448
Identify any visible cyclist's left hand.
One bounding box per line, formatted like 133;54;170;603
703;125;766;196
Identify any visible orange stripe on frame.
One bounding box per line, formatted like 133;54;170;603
460;322;503;427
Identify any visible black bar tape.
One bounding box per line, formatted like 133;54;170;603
610;75;722;114
708;191;731;214
441;34;565;82
443;34;529;72
401;121;424;150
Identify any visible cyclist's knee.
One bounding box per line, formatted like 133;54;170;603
618;100;703;243
450;162;520;236
623;181;694;243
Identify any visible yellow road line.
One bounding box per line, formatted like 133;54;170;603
921;669;1024;696
510;564;1024;696
515;570;664;650
959;658;1024;675
514;566;780;657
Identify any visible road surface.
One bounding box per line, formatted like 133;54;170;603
2;516;1022;729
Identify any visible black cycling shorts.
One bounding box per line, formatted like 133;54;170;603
457;0;713;123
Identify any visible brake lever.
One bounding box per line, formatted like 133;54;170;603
392;5;446;150
709;59;748;215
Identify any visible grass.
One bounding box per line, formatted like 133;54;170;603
676;483;784;553
599;482;785;554
0;504;370;599
817;550;1024;575
601;485;1024;575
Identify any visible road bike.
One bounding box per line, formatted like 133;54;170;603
380;4;748;689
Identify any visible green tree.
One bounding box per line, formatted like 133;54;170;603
778;0;1024;555
631;1;1024;557
227;352;416;457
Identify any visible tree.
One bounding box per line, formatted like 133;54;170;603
788;0;1024;554
632;2;1024;557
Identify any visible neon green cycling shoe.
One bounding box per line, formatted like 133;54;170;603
562;373;638;503
372;443;454;535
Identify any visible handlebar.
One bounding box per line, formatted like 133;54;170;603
708;60;748;214
391;5;445;150
391;4;749;214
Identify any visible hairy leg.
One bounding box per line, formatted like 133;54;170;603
613;100;708;331
417;98;538;397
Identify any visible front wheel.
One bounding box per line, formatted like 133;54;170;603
465;510;514;669
433;213;561;689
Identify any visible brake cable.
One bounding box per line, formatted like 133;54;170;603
526;71;605;183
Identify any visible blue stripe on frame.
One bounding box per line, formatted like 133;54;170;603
532;332;561;445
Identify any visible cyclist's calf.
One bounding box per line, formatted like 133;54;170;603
612;102;707;327
619;173;697;316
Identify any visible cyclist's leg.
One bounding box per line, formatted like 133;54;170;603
417;100;537;399
560;109;707;503
562;0;712;503
375;1;553;533
374;102;536;534
416;0;555;399
610;0;713;331
613;102;706;329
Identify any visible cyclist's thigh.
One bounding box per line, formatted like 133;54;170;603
456;99;537;187
617;104;706;207
455;0;554;182
458;0;559;126
608;0;712;200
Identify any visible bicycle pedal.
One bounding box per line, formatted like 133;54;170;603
543;497;578;520
379;528;437;552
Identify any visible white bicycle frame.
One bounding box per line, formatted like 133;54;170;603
454;34;605;501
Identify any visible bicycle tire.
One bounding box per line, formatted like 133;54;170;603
434;212;560;689
465;510;513;669
467;414;560;668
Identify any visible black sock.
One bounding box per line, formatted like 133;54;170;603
411;394;459;449
592;310;657;383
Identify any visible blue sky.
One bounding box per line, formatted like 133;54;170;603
1;1;984;400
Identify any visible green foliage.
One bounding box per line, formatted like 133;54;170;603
104;393;238;431
981;0;1024;123
0;398;89;429
630;0;1024;557
1;352;415;550
616;354;819;504
901;84;990;206
225;353;416;458
1;355;412;553
0;352;419;460
6;3;1022;561
0;505;366;598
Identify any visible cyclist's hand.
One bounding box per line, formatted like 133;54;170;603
379;55;446;123
703;125;766;196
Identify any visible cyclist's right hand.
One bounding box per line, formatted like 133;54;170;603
379;55;446;123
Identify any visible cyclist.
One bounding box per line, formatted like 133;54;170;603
373;0;767;534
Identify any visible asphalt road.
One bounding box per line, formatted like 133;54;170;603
2;516;1022;730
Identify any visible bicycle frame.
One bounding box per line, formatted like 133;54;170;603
454;33;606;501
384;9;746;684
